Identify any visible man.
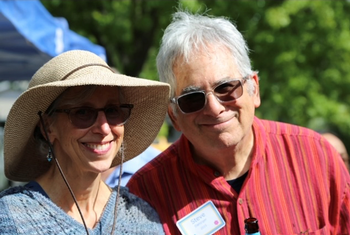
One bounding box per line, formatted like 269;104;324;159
127;10;350;234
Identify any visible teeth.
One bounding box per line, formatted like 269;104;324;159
85;143;110;150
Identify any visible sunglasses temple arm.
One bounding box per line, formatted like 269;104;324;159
37;111;90;235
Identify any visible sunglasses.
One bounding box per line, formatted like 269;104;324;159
54;104;134;129
171;78;247;114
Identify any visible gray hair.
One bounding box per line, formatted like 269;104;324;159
156;10;255;99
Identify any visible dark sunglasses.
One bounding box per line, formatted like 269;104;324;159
171;78;248;114
54;104;134;129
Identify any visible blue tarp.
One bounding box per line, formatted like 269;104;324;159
0;0;106;81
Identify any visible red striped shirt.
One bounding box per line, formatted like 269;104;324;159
127;117;350;234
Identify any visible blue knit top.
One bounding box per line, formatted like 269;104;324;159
0;184;164;234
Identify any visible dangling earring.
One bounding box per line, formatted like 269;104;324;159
47;148;53;162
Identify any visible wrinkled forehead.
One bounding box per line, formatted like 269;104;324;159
173;47;240;89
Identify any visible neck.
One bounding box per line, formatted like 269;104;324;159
37;168;112;228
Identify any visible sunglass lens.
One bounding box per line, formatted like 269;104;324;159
105;106;131;126
178;92;206;113
70;107;96;128
215;80;242;101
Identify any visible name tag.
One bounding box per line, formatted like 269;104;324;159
176;201;226;235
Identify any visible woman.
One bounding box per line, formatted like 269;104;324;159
0;50;170;234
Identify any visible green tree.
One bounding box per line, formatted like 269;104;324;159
43;0;177;78
42;0;350;151
199;0;350;149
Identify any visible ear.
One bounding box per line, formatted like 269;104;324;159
251;73;261;108
167;105;181;132
38;116;55;143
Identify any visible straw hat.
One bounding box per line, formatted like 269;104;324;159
4;50;170;182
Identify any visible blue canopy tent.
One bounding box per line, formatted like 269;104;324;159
0;0;106;122
0;0;106;82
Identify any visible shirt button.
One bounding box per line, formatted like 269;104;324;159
238;198;244;205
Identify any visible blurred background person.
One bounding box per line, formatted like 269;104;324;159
322;132;349;172
102;146;161;187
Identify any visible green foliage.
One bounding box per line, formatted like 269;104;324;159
42;0;350;151
257;1;350;135
198;0;350;147
43;0;177;78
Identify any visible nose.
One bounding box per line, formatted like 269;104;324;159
91;111;111;134
202;92;225;115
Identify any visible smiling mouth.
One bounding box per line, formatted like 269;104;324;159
84;142;111;151
201;115;239;128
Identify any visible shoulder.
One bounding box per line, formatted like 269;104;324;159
0;186;55;233
253;117;342;166
114;186;160;216
0;185;57;216
254;117;317;137
254;117;325;148
131;138;185;178
127;149;174;183
111;187;164;233
0;185;32;201
254;117;348;176
255;117;336;152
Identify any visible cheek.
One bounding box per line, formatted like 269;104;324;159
47;121;70;144
52;128;81;148
177;114;195;131
112;127;124;153
111;126;125;139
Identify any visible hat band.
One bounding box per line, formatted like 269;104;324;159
61;63;114;81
